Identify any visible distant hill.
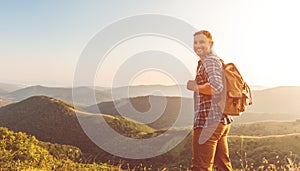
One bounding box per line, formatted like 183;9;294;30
84;95;194;129
3;85;300;123
0;95;92;150
4;85;111;107
84;86;300;126
101;84;192;98
3;84;192;107
90;85;300;123
0;98;12;107
0;88;7;95
0;96;191;169
0;82;24;94
248;86;300;114
0;96;155;155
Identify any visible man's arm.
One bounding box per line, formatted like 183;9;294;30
187;80;218;95
203;57;223;93
187;57;223;95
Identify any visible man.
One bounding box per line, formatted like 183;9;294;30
187;30;233;171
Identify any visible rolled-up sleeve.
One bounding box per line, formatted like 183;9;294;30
203;57;223;93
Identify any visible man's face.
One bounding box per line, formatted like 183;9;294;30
194;34;213;57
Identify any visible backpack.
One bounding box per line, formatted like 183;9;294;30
218;59;252;116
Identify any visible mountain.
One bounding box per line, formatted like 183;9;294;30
107;85;300;114
3;84;192;107
0;98;12;107
247;86;300;114
84;86;300;127
0;96;89;147
101;84;192;98
4;85;300;123
0;88;7;95
0;96;191;169
228;86;300;123
84;95;194;129
4;85;111;107
0;96;155;154
0;82;25;94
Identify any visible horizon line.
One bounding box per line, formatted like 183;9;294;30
2;82;298;90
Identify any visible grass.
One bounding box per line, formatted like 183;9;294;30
1;125;300;170
0;127;122;171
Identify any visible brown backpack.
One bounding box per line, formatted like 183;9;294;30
218;59;252;116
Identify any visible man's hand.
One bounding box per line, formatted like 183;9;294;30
187;80;219;95
187;80;198;92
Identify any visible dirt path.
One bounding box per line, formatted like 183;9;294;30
229;133;300;139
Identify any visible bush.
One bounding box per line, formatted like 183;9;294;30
0;127;119;170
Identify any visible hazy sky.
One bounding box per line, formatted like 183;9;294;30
1;0;300;87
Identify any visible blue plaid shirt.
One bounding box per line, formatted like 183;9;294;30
193;54;233;129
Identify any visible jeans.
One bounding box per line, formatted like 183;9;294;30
191;122;232;171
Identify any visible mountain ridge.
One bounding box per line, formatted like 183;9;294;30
2;84;300;122
0;95;156;153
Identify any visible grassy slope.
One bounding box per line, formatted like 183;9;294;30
228;134;300;169
233;112;300;123
230;120;300;136
0;127;120;170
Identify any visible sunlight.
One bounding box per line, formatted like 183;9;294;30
94;35;196;87
129;70;176;86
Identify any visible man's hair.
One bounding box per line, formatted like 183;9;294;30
194;30;213;41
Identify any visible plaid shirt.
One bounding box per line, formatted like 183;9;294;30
193;54;233;129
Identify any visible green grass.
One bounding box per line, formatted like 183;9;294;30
228;135;300;169
1;123;300;170
0;127;122;171
230;120;300;136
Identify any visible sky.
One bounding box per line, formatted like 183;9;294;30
1;0;300;88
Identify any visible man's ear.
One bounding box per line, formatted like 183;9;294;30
210;41;214;48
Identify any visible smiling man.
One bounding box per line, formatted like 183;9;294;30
187;30;233;171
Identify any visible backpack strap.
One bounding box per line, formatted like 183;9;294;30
219;58;253;106
245;83;253;105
